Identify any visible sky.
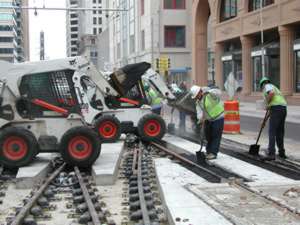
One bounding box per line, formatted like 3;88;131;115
29;0;66;61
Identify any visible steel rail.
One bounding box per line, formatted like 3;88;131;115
150;141;224;181
74;166;101;225
137;146;151;225
11;163;66;225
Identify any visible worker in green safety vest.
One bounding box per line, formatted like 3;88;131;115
260;77;287;160
190;85;224;160
144;83;163;115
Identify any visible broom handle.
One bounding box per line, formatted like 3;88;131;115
255;109;270;145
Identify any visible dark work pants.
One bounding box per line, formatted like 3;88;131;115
204;118;224;156
179;111;186;131
268;105;287;155
152;106;162;115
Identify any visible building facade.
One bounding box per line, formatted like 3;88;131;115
193;0;300;103
66;0;106;57
0;0;29;63
108;0;192;85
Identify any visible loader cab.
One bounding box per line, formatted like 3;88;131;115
17;69;80;118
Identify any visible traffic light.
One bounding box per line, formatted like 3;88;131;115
156;58;159;69
168;58;171;69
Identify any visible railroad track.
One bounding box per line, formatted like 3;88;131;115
122;141;166;225
6;159;114;225
177;131;300;180
150;140;300;219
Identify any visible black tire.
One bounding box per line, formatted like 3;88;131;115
137;113;166;141
60;126;101;167
94;115;121;142
0;126;38;168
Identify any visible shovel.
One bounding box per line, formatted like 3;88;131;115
249;110;270;155
196;122;206;163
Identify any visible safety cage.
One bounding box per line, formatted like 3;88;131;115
17;69;79;118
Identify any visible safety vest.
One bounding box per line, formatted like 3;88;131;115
148;89;162;105
263;84;287;107
200;93;224;120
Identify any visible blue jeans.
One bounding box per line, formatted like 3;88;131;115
204;118;224;155
268;105;286;155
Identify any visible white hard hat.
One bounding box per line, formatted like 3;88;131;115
201;86;210;93
190;85;201;99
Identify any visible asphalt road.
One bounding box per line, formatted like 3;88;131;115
240;115;299;142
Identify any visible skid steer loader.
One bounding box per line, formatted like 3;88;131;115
0;57;174;167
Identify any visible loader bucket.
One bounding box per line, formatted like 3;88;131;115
110;62;151;96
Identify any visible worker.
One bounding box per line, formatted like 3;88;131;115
144;83;163;115
190;85;224;160
259;77;287;160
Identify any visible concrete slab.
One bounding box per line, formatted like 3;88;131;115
16;153;57;189
163;134;294;184
187;184;300;225
155;158;232;225
92;141;124;185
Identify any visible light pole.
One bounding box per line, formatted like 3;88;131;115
260;0;265;78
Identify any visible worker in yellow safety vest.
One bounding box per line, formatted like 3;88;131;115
144;83;163;115
259;77;287;160
190;85;224;160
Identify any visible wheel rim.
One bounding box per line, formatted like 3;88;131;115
98;121;117;139
143;119;161;137
3;136;28;161
68;136;92;160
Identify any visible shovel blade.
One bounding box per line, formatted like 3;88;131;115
196;150;206;163
249;144;260;155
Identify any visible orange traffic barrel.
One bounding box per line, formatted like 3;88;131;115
223;100;240;134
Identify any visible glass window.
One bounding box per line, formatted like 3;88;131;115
220;0;237;22
0;13;13;21
165;26;185;48
0;48;13;54
296;51;300;92
249;0;274;12
93;17;97;24
0;37;14;42
93;28;97;35
164;0;185;9
98;17;102;24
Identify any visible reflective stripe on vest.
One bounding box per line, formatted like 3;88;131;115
263;84;287;107
201;93;224;120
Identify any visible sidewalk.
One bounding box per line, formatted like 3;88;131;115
239;102;300;124
162;103;300;161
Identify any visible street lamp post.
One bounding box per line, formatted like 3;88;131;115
260;0;266;78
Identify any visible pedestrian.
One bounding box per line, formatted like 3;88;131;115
190;85;224;160
144;83;163;115
259;77;287;160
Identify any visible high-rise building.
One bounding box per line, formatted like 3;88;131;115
66;0;79;57
66;0;106;58
0;0;29;63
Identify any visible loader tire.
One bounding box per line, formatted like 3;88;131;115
0;127;38;168
60;127;101;167
137;113;166;141
95;115;121;142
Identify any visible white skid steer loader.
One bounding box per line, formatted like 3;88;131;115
0;57;174;168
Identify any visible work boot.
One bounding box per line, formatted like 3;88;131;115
206;153;217;160
278;150;287;159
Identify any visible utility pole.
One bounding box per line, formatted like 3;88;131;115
260;0;265;78
40;31;45;60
